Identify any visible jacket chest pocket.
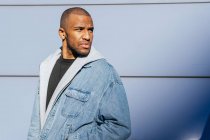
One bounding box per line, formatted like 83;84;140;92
61;88;90;118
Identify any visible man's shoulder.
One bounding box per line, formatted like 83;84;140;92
86;59;113;72
87;59;122;84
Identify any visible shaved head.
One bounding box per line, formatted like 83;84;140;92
60;7;92;30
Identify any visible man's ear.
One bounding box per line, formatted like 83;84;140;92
58;28;66;40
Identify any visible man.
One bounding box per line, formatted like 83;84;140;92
28;7;131;140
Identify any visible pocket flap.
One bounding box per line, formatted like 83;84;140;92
65;88;90;102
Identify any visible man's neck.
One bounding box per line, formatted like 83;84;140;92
62;45;76;59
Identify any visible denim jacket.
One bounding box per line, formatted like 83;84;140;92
28;47;131;140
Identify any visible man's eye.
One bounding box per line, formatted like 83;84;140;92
76;28;83;31
89;28;94;32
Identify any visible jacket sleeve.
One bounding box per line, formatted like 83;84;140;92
82;82;131;140
27;89;41;140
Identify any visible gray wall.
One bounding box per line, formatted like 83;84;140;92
0;1;210;140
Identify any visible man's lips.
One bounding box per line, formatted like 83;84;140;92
79;42;90;49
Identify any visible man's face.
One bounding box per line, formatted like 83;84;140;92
65;14;94;57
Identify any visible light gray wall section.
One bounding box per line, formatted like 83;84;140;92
0;77;37;140
0;4;210;76
0;2;209;140
0;0;210;5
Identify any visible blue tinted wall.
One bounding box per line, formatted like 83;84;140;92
0;1;210;140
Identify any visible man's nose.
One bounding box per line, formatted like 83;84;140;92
82;30;90;40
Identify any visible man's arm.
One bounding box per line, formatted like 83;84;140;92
27;90;41;140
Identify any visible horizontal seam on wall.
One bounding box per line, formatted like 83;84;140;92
0;75;210;78
0;2;210;6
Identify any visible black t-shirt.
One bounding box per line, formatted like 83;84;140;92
46;55;74;110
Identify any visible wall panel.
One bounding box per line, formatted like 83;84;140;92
0;77;38;140
0;77;209;139
0;4;210;76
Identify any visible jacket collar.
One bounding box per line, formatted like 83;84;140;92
39;47;104;128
